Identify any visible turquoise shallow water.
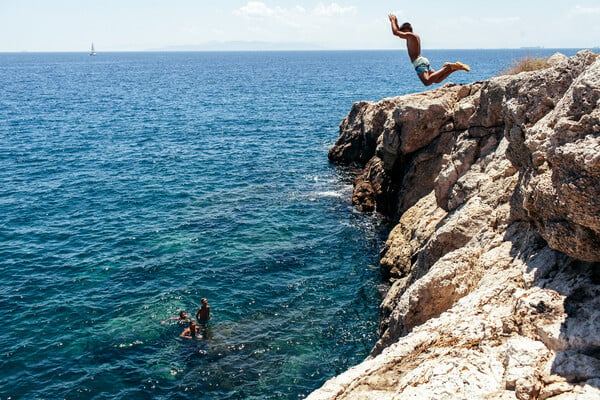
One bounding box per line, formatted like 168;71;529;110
0;49;584;399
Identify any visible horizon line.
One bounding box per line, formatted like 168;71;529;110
1;46;596;54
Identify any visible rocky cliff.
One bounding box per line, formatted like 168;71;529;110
308;51;600;400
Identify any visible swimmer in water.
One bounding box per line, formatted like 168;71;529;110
180;320;201;339
195;298;210;324
161;310;190;325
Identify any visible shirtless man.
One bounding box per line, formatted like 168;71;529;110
195;298;210;323
388;14;470;86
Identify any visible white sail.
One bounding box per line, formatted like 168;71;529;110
90;43;96;56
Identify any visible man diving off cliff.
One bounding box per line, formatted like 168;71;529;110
388;14;470;86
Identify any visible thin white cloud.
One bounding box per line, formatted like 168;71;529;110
233;2;306;18
312;3;357;17
233;2;356;19
232;2;308;31
233;2;277;17
482;16;520;24
571;5;600;15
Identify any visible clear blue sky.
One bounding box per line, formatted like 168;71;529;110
1;1;599;51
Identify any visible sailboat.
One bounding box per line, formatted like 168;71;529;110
90;43;97;56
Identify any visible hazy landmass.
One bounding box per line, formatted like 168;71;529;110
150;41;325;52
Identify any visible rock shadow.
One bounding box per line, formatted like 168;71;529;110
505;222;600;393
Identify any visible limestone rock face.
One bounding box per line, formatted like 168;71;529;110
512;53;600;262
309;51;600;400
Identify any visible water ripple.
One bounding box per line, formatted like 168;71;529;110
10;49;576;399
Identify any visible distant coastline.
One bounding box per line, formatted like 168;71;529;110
0;45;596;54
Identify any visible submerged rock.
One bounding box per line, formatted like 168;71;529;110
309;51;600;400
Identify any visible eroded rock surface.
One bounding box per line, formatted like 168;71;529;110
310;51;600;400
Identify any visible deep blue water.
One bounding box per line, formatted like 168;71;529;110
0;48;585;399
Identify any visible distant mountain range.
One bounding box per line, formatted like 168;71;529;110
150;41;325;52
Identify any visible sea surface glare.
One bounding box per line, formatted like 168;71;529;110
0;49;581;399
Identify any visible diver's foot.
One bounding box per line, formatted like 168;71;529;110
452;61;471;72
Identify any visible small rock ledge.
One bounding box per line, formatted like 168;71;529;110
308;51;600;400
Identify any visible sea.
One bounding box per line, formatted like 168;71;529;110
0;48;585;400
